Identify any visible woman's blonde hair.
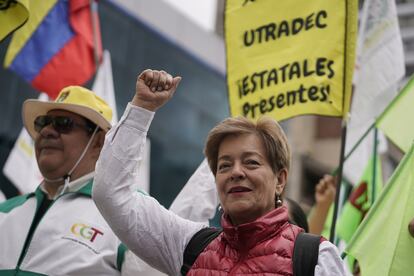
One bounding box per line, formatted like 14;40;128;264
204;116;291;175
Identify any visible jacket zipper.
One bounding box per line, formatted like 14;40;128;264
13;182;92;274
228;253;247;276
15;194;56;273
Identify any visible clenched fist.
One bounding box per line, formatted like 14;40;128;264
132;69;182;111
315;174;337;209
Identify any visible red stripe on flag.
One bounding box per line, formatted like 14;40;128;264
31;0;102;99
70;0;102;57
31;35;96;99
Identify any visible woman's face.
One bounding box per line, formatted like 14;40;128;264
215;133;287;225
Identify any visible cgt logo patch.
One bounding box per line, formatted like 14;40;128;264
71;223;104;242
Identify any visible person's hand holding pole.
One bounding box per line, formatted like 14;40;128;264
132;69;182;111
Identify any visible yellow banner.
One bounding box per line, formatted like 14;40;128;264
225;0;357;121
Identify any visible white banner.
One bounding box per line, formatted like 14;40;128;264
92;50;118;124
3;93;48;193
169;158;217;223
345;0;405;184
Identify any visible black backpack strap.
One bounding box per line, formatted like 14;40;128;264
181;227;222;276
293;232;321;276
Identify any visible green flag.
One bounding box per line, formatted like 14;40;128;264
320;204;333;239
376;76;414;153
337;155;383;243
346;143;414;276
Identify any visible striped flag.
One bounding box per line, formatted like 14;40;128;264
3;0;101;99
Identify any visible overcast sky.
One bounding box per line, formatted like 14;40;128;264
162;0;218;32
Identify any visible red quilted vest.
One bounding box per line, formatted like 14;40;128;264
187;206;303;276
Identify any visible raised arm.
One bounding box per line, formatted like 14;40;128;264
93;70;206;275
308;174;336;235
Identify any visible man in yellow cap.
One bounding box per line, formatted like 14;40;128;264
0;86;156;275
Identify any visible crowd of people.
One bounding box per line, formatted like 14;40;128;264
0;69;412;275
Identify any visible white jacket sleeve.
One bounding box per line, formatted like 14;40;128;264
93;103;206;276
315;241;347;276
169;158;218;224
121;250;166;276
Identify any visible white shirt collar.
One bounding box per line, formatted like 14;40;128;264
40;171;95;200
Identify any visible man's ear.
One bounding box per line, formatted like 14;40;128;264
91;131;105;156
275;168;288;195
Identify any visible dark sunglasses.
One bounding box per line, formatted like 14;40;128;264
34;115;94;134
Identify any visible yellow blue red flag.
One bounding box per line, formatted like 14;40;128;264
4;0;102;99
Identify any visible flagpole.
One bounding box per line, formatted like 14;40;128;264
90;0;100;70
329;120;348;242
371;128;378;204
331;122;375;176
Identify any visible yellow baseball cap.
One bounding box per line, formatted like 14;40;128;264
23;86;112;139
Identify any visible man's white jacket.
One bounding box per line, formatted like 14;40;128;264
0;176;152;276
